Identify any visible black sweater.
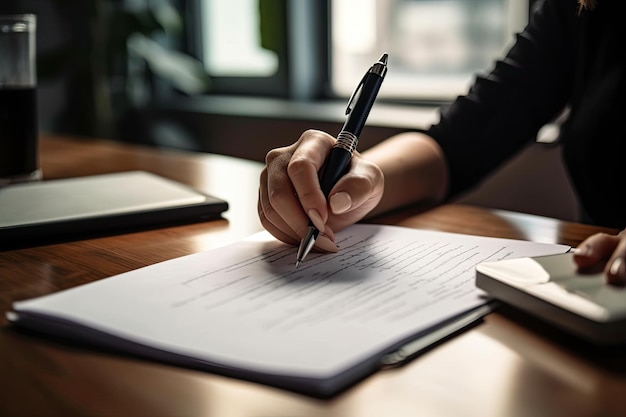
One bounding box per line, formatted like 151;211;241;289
427;0;626;229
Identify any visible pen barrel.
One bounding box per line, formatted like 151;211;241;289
319;145;352;197
342;75;384;137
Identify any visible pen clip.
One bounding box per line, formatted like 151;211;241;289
345;68;370;116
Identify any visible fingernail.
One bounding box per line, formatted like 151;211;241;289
573;245;591;257
316;234;339;253
610;257;624;277
330;192;352;214
307;209;325;232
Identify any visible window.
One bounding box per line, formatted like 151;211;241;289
202;0;278;77
191;0;529;102
190;0;293;97
331;0;529;102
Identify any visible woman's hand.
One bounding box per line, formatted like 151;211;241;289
573;228;626;286
257;129;385;252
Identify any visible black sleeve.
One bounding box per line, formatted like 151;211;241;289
426;0;579;199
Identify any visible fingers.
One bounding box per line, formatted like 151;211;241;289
258;130;338;252
573;229;626;286
258;129;385;255
258;167;299;246
289;147;384;234
606;229;626;285
287;130;336;223
326;153;385;231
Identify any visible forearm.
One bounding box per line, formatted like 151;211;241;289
362;131;449;217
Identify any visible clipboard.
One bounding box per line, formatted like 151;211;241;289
476;252;626;345
0;171;228;247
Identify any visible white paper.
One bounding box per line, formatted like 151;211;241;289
11;224;569;379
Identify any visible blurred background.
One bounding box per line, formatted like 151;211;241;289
3;0;579;221
1;0;530;154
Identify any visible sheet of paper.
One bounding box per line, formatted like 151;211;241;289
12;224;569;379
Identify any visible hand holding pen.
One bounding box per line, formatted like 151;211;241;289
257;54;388;265
296;53;388;267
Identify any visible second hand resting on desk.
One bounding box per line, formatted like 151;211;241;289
295;53;389;268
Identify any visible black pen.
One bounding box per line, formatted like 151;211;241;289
295;53;388;268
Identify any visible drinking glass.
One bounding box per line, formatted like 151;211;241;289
0;14;40;186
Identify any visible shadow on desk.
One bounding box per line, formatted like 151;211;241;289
0;217;229;252
489;303;626;374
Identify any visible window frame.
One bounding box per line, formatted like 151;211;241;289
183;0;330;100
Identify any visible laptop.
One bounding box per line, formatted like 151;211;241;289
0;171;228;247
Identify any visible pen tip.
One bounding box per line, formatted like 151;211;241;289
295;260;302;269
379;53;388;64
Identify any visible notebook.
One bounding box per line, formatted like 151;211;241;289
0;171;228;246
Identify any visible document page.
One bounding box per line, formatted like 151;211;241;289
10;224;569;389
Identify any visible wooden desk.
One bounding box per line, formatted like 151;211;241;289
1;134;625;417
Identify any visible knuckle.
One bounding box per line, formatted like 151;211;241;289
286;155;310;178
265;147;287;165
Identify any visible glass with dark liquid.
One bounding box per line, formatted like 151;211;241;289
0;14;40;185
